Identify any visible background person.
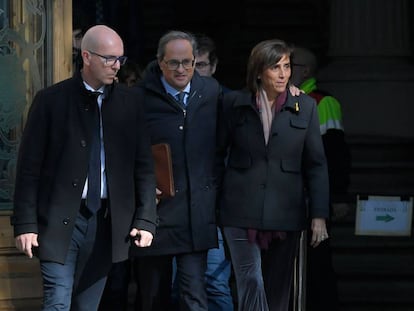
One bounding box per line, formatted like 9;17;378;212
216;39;330;311
11;25;157;311
291;46;351;311
194;33;231;93
194;33;234;311
117;60;143;87
72;8;90;73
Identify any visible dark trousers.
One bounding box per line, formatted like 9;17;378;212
40;202;112;311
223;227;299;311
99;260;131;311
306;232;339;311
171;228;234;311
262;231;299;311
135;251;208;311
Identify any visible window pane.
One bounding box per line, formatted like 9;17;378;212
0;0;47;210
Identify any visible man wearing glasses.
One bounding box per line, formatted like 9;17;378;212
11;25;157;311
194;34;231;94
131;30;222;311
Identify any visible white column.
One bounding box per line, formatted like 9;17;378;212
317;0;414;138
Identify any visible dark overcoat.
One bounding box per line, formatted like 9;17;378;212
131;62;220;256
11;73;157;263
217;90;329;231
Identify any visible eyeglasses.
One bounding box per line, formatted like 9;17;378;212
88;50;128;66
195;61;210;69
163;58;195;70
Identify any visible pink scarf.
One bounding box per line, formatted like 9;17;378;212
249;88;288;249
256;88;287;144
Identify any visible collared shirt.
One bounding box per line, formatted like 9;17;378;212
81;82;108;199
160;76;191;105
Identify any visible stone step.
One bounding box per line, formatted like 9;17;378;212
339;303;414;311
330;203;414;311
338;278;414;308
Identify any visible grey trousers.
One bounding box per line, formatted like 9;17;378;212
223;227;299;311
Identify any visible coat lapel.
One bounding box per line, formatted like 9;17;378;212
75;81;96;145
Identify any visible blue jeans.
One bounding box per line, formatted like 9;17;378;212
205;228;234;311
40;207;111;311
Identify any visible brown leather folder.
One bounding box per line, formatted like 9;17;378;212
151;143;175;198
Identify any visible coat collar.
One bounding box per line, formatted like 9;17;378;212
141;60;207;107
233;89;301;115
73;69;115;100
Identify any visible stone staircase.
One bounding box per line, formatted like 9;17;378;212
332;211;414;311
330;136;414;311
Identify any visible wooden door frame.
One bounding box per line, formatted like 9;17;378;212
0;1;72;309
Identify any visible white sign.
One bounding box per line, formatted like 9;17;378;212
355;195;413;236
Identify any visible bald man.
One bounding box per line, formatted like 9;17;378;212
11;25;157;310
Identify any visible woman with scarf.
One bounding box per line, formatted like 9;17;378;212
216;39;330;311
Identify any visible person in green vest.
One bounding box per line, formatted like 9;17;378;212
291;46;351;311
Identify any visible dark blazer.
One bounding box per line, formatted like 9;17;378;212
130;62;220;256
11;73;157;264
217;90;329;231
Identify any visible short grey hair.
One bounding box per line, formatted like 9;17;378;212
156;30;197;61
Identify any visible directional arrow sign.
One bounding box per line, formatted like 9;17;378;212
376;214;394;222
356;195;413;236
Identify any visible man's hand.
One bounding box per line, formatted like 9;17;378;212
130;228;153;248
156;188;162;205
288;84;303;96
15;233;39;258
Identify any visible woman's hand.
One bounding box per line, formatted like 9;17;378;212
310;218;329;248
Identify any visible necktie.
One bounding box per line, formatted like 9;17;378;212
87;91;102;213
176;92;186;106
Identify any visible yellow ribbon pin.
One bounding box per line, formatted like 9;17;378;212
294;102;300;112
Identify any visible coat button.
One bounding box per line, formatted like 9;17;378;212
72;179;79;187
80;140;86;147
260;183;266;189
178;125;183;130
63;218;70;225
